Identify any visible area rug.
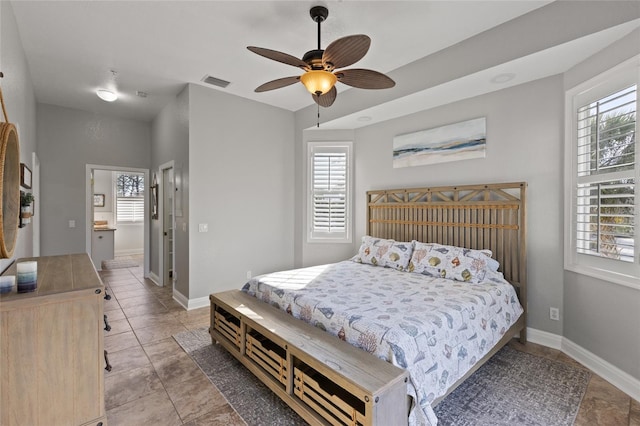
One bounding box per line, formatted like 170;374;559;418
101;259;139;270
174;328;590;426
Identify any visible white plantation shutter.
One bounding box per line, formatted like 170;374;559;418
313;152;346;231
565;58;639;288
308;142;352;242
116;197;145;222
575;85;636;263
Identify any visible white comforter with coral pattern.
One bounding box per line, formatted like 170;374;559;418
242;260;523;425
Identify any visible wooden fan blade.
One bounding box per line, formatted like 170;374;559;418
247;46;309;70
322;35;370;70
312;86;337;108
255;76;300;92
336;68;395;89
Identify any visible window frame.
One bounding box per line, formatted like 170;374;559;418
115;171;146;224
307;141;353;244
564;56;640;289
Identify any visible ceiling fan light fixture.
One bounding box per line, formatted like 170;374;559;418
247;5;393;111
300;70;337;95
96;89;117;102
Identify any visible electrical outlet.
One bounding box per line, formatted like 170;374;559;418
550;307;560;321
246;270;252;279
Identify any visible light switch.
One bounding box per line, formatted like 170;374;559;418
182;223;187;232
198;223;208;233
69;220;76;228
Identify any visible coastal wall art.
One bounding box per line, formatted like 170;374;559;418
393;117;486;168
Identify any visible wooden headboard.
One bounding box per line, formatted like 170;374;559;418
367;182;527;312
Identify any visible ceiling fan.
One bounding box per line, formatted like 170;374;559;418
247;5;395;108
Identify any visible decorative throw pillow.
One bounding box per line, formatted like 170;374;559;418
482;252;500;272
409;242;496;283
353;236;414;271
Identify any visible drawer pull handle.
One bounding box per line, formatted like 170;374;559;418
103;314;111;332
104;290;111;300
104;350;112;372
98;235;103;239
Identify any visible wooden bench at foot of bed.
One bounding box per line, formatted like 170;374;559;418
210;290;410;426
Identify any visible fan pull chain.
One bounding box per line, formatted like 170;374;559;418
317;103;320;128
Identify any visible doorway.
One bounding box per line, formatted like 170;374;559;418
158;161;176;289
85;164;150;276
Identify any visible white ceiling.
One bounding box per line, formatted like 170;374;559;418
8;1;639;126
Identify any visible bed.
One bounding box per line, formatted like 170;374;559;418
210;182;527;426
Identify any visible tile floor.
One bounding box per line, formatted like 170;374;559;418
101;261;245;426
101;260;639;426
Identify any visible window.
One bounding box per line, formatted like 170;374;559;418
308;142;352;243
116;172;145;223
565;57;639;288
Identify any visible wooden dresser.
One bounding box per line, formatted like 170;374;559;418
0;254;106;426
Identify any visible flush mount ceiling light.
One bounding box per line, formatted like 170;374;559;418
96;89;117;102
247;5;395;108
491;73;516;84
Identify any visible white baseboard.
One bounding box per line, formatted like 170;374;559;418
114;249;144;256
186;296;210;310
173;290;188;309
172;292;209;311
147;272;161;286
528;327;640;401
562;337;640;402
527;327;562;350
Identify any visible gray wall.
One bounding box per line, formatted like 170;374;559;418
562;29;640;379
188;84;295;300
564;272;640;379
150;85;189;297
92;170;113;214
36;104;150;255
0;1;37;270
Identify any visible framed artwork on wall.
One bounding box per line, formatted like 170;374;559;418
393;117;487;168
20;163;32;189
151;174;158;220
93;193;105;207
